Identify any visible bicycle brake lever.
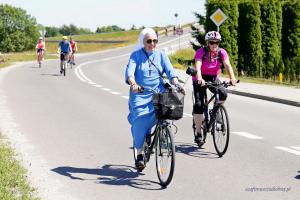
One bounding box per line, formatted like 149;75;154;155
138;86;144;93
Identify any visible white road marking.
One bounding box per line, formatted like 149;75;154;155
275;146;300;156
232;131;263;139
101;88;111;91
183;113;193;118
77;67;92;82
121;96;129;99
290;146;300;151
74;67;87;82
110;91;120;95
88;81;96;85
94;85;102;88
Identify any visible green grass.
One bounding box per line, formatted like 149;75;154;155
0;134;39;200
169;48;195;69
45;30;140;53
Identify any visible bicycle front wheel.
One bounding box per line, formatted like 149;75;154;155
155;124;175;187
212;105;230;157
63;62;66;76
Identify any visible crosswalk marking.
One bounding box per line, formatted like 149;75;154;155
232;131;263;139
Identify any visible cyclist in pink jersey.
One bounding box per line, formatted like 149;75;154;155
69;37;77;65
192;31;237;146
36;37;45;66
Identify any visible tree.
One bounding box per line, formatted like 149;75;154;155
96;25;124;33
190;12;206;50
130;24;137;30
238;1;263;77
205;0;239;72
282;0;300;82
0;4;39;52
58;24;92;36
45;26;60;37
260;0;281;79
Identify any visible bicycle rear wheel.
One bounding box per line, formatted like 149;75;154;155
155;124;175;187
212;105;229;157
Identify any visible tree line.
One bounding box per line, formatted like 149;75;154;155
192;0;300;83
0;4;127;53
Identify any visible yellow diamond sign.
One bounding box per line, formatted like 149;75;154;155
210;8;227;27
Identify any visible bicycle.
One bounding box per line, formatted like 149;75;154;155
68;52;75;69
186;67;239;157
132;83;184;187
37;49;44;68
60;52;68;76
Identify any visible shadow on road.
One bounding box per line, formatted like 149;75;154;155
51;164;165;190
175;142;219;159
295;171;300;180
40;73;62;76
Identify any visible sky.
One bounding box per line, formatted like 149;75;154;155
0;0;206;31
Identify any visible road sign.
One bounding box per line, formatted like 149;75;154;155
210;8;227;27
176;28;183;35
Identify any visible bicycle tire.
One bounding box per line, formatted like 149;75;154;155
212;105;230;157
63;62;66;76
155;124;175;187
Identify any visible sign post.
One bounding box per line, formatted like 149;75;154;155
39;30;47;40
210;8;227;32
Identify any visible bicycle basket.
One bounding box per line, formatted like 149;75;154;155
152;90;184;120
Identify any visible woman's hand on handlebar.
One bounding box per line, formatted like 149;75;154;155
175;84;185;95
130;83;140;93
197;78;205;86
229;79;238;86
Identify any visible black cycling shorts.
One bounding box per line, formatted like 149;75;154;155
60;52;68;61
193;75;227;114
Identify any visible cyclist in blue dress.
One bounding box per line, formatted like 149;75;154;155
125;27;180;170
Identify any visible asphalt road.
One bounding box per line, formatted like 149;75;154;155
0;32;299;200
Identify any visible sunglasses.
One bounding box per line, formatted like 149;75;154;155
209;41;219;45
146;39;158;44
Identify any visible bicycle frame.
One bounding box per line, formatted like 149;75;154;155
144;119;170;160
203;89;220;134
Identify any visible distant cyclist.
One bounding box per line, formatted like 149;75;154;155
69;36;78;65
57;36;72;74
192;31;237;146
36;37;45;66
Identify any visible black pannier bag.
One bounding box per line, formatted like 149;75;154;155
152;90;184;120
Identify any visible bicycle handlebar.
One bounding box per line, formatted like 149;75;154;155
137;82;185;94
205;80;240;88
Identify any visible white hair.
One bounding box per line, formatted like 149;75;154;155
135;27;157;51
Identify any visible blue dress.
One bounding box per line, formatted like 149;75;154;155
125;48;177;149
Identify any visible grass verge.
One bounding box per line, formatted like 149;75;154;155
0;133;38;199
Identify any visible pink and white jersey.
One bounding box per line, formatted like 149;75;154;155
36;42;45;49
192;47;228;81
